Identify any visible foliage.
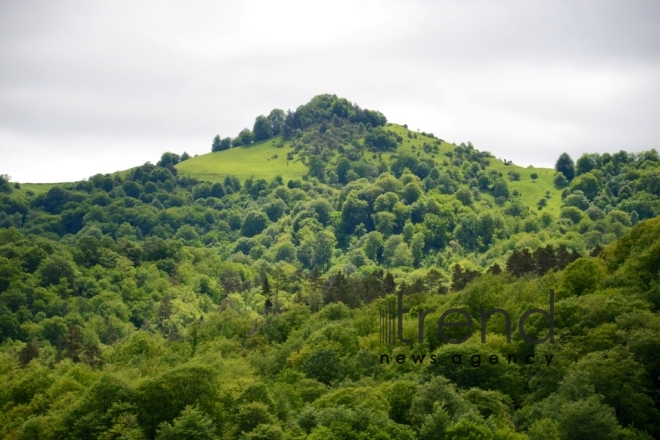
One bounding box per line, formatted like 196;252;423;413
555;153;576;181
1;95;660;439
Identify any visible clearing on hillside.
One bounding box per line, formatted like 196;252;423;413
176;138;307;182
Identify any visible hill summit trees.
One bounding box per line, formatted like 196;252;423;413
210;94;388;152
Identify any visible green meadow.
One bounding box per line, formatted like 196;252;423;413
11;182;57;196
176;138;307;182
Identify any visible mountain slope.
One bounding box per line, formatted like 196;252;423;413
176;137;307;182
177;121;563;215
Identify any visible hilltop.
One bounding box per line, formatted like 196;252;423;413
177;123;563;216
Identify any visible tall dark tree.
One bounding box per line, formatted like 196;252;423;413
492;179;510;200
451;264;481;291
282;109;298;138
262;276;270;296
0;174;11;193
325;271;353;306
234;128;253;146
212;135;222;152
589;244;604;257
307;155;326;180
506;249;535;277
486;263;502;275
158;152;180;169
425;268;445;294
383;272;396;294
534;245;557;276
556;244;580;270
267;109;285;136
253;115;271;141
555;152;576;181
361;269;384;302
210;182;225;198
241;211;268;237
336;157;351;183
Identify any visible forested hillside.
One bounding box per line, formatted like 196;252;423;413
1;94;660;439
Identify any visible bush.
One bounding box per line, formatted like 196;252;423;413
241;211;269;237
560;206;584;224
554;172;569;188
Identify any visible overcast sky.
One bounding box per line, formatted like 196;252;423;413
1;0;659;183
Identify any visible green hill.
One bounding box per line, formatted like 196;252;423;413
176;122;563;216
1;94;660;438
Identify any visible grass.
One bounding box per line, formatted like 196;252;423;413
12;183;57;196
484;161;562;215
176;138;307;183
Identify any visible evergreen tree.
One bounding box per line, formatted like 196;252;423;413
383;272;396;294
534;244;557;276
555;152;576;181
211;135;222;152
589;244;604;257
451;264;481;291
262;276;270;296
487;262;502;275
630;210;640;225
556;244;580;270
507;249;535;276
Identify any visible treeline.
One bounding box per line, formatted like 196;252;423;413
449;244;582;291
212;94;388;152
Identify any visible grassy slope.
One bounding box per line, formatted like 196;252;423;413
176;138;307;182
484;159;562;215
176;123;562;215
17;123;562;216
380;124;563;215
12;183;57;196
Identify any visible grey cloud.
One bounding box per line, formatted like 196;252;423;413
1;0;659;181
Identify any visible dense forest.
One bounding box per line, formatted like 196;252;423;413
1;94;660;439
